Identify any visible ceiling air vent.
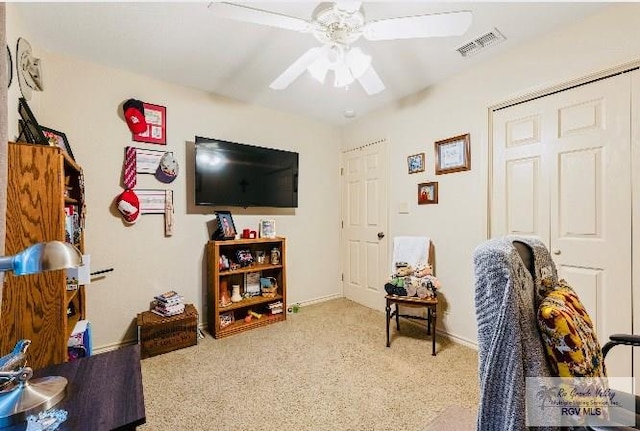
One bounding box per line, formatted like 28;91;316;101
456;28;506;58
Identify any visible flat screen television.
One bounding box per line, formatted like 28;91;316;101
195;136;299;208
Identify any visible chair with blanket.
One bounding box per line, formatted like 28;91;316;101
385;236;438;355
473;236;640;430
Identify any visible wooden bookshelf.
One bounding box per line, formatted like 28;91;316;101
206;237;287;338
1;142;86;369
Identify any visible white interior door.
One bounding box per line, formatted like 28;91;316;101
341;140;389;311
492;72;633;391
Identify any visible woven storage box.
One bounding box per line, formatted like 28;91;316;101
261;277;278;298
137;303;198;359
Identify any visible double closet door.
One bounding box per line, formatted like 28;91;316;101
491;70;639;392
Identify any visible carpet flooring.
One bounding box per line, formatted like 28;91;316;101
139;298;479;430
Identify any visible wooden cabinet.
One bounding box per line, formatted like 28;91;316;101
1;142;86;369
207;237;286;338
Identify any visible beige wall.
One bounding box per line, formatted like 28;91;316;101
7;3;640;351
342;3;640;346
6;5;342;350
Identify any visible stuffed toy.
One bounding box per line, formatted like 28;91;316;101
410;263;441;298
384;262;414;296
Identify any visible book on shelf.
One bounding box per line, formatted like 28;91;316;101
245;271;261;297
267;301;283;315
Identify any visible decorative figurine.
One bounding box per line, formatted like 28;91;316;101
230;284;243;303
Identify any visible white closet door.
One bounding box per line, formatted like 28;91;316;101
492;72;632;391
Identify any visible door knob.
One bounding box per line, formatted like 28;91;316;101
553;249;561;255
377;232;385;239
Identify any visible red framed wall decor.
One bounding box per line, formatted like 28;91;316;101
133;103;166;145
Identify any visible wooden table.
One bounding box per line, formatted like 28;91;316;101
385;295;438;355
8;344;146;430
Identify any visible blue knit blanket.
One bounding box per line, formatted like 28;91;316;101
473;236;558;431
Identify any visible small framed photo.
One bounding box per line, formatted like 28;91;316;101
17;97;47;145
418;182;438;205
435;133;470;175
40;126;75;160
259;219;276;238
407;153;425;174
214;211;237;240
132;102;167;145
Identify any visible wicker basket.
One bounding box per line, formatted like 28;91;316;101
261;277;278;298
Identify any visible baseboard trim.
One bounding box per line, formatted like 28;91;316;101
93;295;478;353
438;330;478;351
399;318;478;350
93;339;136;355
295;293;342;308
93;294;343;353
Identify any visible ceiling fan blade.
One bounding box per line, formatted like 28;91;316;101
270;47;325;90
208;2;312;32
357;65;385;96
363;10;472;41
335;0;362;14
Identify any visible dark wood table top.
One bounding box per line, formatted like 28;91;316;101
9;344;146;430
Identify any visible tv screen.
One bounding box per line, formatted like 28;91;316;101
195;136;299;208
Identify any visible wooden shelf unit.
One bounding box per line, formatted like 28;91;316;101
207;237;287;338
1;142;86;369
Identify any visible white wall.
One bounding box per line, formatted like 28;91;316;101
342;3;640;346
6;5;342;350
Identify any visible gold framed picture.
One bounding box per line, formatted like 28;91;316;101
435;133;470;175
407;153;425;174
418;182;438;205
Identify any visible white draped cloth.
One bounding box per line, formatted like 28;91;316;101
391;236;430;272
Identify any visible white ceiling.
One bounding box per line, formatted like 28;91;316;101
12;2;605;126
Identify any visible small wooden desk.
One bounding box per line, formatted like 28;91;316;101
385;295;438;356
10;344;146;430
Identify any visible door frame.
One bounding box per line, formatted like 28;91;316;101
339;138;390;310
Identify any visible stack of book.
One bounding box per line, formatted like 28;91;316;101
267;301;283;315
152;290;185;317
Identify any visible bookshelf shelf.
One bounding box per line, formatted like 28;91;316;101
219;263;283;276
219;294;284;312
207;237;287;339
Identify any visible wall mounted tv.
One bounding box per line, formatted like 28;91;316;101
195;136;299;208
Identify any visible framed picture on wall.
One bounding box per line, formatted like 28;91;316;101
435;133;470;175
407;153;425;174
418;182;438;205
132;102;167;145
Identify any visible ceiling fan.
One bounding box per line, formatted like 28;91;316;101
208;1;472;95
